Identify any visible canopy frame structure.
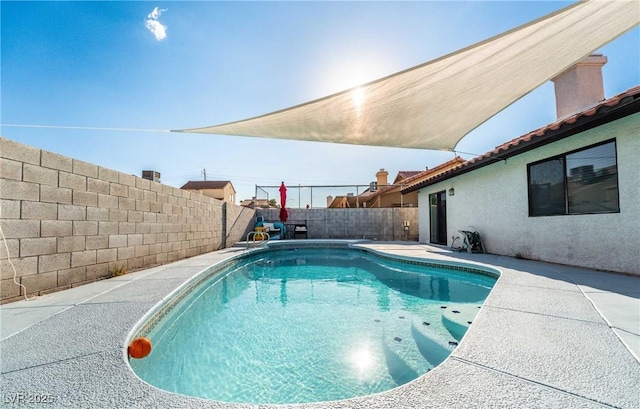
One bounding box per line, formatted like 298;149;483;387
176;0;639;151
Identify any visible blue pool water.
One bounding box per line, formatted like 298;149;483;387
130;247;496;404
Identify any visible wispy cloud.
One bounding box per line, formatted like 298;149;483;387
146;7;168;41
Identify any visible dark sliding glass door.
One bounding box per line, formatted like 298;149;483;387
429;191;447;245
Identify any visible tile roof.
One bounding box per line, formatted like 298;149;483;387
402;85;640;194
397;157;467;192
368;158;466;200
180;180;232;190
393;171;423;183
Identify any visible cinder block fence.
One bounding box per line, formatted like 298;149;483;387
1;137;421;304
0;137;255;303
258;207;419;241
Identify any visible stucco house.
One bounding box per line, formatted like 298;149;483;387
402;55;639;274
362;169;417;208
180;180;236;204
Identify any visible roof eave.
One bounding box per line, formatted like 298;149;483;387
402;93;640;194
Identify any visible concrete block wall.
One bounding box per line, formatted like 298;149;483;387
258;208;419;241
225;203;256;245
0;137;254;303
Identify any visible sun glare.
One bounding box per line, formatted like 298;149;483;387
352;87;366;112
320;57;390;97
350;345;375;375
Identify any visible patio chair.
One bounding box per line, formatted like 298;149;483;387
294;224;307;239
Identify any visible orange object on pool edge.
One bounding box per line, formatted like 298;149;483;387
128;337;152;359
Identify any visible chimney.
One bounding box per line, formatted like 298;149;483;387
326;195;334;207
375;168;389;186
551;54;607;119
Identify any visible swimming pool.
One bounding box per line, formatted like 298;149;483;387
128;245;497;404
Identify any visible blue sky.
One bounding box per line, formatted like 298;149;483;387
2;1;638;207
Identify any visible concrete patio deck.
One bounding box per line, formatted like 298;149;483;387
1;241;638;408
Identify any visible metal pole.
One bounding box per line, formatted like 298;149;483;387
221;202;227;248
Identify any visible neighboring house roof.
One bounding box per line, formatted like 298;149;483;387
393;171;422;184
402;85;640;194
327;183;380;208
327;194;366;208
366;182;403;201
180;180;235;191
240;198;272;208
363;158;464;200
328;196;347;208
364;161;462;202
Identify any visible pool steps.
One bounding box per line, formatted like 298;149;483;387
410;322;453;367
440;304;479;341
378;308;476;386
381;338;421;386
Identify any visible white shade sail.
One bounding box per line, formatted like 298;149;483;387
177;0;640;151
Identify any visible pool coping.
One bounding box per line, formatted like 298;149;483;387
1;240;639;408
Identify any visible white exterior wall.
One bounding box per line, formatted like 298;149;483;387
418;113;640;274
